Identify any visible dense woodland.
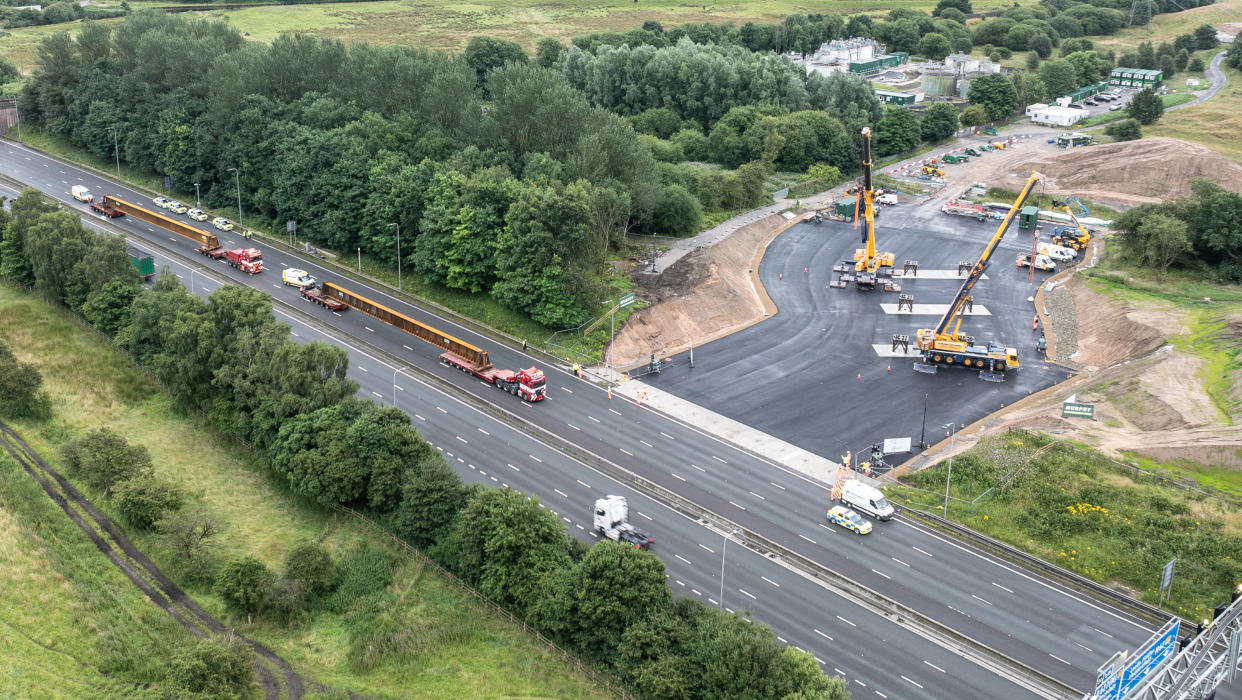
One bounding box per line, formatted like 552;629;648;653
0;189;848;698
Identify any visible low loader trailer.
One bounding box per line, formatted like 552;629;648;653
102;195;263;274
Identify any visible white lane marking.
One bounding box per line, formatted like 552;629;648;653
456;436;468;444
814;628;833;641
671;473;686;482
576;479;590;489
891;557;910;567
777;636;787;643
748;491;766;500
478;428;489;436
364;326;374;332
799;534;817;544
1094;628;1115;639
675;579;684;587
588;415;600;423
769;481;786;490
436;406;447;413
712;455;728;464
871;568;891;580
691;464;706;472
992;582;1014;593
971;594;992;606
698;543;715;553
877;692;888;698
729;501;746;510
674;554;692;566
636;511;651;520
924;660;945;673
609;408;622;416
901;676;924;689
358;366;369;372
561;516;570;523
394;385;403;392
761;576;780;587
913;546;934;557
1050;654;1072;666
854;680;867;688
554;489;568;498
1075;642;1093;653
640;440;653;448
660;431;675;440
370;391;383;398
560;386;573;393
619;448;633;456
507;463;520;472
403;344;413;351
836;616;856;627
414;414;425;421
567;423;580;431
529;454;542;463
739;589;757;600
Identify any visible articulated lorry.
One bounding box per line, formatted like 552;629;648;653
319;281;547;402
593;496;654;549
102;195;263;274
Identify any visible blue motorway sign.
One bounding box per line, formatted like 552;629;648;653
1118;619;1179;697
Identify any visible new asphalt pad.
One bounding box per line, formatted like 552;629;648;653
650;201;1071;467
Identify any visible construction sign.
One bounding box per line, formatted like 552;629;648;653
1062;401;1095;419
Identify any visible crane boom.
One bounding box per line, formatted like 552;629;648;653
853;127;895;275
913;171;1044;380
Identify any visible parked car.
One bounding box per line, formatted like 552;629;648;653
188;208;209;221
1109;103;1124;111
211;217;234;231
167;201;188;214
153;196;170;209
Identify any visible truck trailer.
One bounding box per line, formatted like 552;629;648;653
102;195;264;274
128;247;155;281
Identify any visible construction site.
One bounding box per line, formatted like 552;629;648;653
608;131;1242;474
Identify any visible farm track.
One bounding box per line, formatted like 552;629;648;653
0;419;306;700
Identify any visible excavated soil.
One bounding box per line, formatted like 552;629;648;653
1063;275;1172;369
998;137;1242;208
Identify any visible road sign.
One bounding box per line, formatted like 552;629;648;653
1093;619;1180;700
1159;558;1175;605
619;293;636;308
1062;401;1095;419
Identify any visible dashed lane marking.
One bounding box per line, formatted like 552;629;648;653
836;616;856;627
761;576;780;587
901;676;923;689
924;661;945;673
992;582;1014;593
814;629;833;641
698;543;715;553
671;473;686;481
674;554;692;566
739;589;757;600
799;534;816;544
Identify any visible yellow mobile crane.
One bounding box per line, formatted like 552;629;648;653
1050;196;1091;251
850;127;895;289
914;171;1044;382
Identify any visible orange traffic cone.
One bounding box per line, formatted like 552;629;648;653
857;373;862;381
887;365;891;372
607;386;612;400
779;273;783;280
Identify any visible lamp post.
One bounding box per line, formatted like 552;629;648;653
189;267;202;296
943;423;957;516
193;182;201;210
393;366;408;406
602;298;615;382
719;527;741;610
919;392;929;449
226;167;242;228
387;222;401;290
107;127;120;179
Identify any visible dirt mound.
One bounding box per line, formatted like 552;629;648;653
609;213;792;368
1065;275;1170;369
999;137;1242;207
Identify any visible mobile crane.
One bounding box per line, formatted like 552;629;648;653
846;127;895;289
914;171;1044;382
1050;195;1091;251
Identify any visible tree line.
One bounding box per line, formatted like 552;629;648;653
0;189;848;699
1111;180;1242;283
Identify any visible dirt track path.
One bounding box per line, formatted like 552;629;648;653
0;420;308;699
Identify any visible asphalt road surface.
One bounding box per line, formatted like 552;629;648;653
1;140;1185;697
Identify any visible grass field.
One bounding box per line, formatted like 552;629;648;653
1147;64;1242;164
1088;0;1240;57
0;283;612;699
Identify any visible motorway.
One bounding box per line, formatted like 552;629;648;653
1;139;1164;697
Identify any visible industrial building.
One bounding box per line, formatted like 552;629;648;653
787;37;886;77
875;89;919;105
1026;104;1088;127
1109;68;1163;88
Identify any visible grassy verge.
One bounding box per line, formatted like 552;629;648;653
0;450;191;698
891;431;1242;620
1147;64;1242;165
0;283;612;699
983;187;1122;220
1081;110;1129;128
1163;92;1196;108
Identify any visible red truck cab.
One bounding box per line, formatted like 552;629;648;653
226;248;263;274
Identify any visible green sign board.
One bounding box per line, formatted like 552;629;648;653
1062;401;1095;419
619;293;636;308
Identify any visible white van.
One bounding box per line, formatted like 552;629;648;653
876;193;898;205
840;480;894;521
71;185;93;202
1037;242;1077;262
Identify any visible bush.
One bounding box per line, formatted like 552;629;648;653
283;541;337;599
214;555;275;616
164;635;254;699
670;128;709;161
113;476;184;530
0;340;52;420
1188;56;1205;72
327;541;397;612
1105;118;1142;142
62;428;154;496
158;509;224;587
651;184;703;236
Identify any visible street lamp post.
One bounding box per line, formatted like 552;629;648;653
189;267;202;296
387;222;401;290
602;298;615;382
226;167;242;228
107;127;120;179
193;182;201;210
392;366;408;406
943;423;957;516
719;528;741;610
919;393;929;449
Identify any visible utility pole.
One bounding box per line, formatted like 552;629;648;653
943;423;957;516
387;222;401;289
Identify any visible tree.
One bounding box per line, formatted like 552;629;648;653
918;32;953;61
1175;48;1190;71
1230;37;1242;71
1011;70;1047;109
1159;53;1176;79
1182;179;1242;266
0;56;19;84
873;104;920;156
215;555;276;616
0;341;52;420
159;509;224;585
1105;118;1142;142
1137;41;1157;70
80;278;140;339
653;184;703;236
934;0;971;15
958;104;989;127
1193;24;1218;50
1029;34;1053;59
1188;56;1205;72
463;36;527;92
1026;51;1041;69
1039;59;1079;99
393;453;469;548
283;541;337;599
967;73;1018;121
62;428;154;496
1050;15;1083;40
1004;24;1035;52
166;636;254;700
1140;214;1192;282
1065;51;1105;86
534;37;565;68
1128;87;1164;125
920;101;959;142
113;476;184;530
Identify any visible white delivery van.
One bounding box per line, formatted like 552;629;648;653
876;193;898;205
1037;242;1076;262
71;185;93;202
840;480;894;521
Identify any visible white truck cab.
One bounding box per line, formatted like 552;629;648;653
593;495;654;549
840;480;894;520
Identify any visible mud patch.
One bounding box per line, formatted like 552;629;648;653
1098;376;1190;431
1068;276;1169;370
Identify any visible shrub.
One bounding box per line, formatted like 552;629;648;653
165;635;254;699
0;340;52;420
1105;118;1141;142
113;476;184;530
327;541;397;612
214;555;275;616
62;428;154;496
283;541;337;599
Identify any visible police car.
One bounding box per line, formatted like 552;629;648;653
826;505;873;535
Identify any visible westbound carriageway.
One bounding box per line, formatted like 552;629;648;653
320;281;494;369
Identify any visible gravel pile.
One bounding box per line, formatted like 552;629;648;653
1045;285;1079;357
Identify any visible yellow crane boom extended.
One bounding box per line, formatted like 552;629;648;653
913;171;1044;382
852;127;895;275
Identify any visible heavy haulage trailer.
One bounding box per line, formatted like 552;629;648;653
319;282;547;402
102;195;263;274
